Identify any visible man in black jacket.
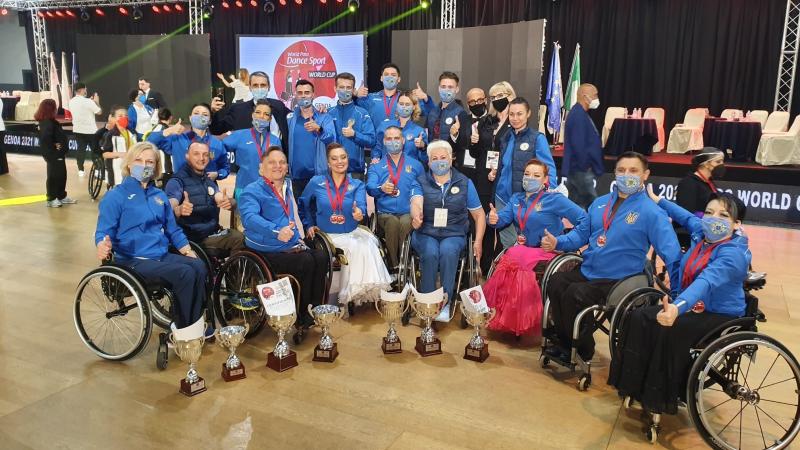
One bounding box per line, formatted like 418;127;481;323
209;71;290;148
138;77;167;109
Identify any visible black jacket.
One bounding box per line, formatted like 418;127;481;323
144;90;167;109
470;114;512;201
210;98;290;149
38;119;68;159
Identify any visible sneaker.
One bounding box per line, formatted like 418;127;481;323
435;304;452;322
78;170;85;177
230;295;261;310
60;197;78;204
46;199;62;208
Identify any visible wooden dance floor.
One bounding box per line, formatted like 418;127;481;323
1;154;799;449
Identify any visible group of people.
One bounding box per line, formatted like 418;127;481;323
82;63;750;419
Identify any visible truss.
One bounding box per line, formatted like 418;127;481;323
775;0;800;112
31;10;49;89
440;0;455;29
188;0;202;35
0;0;184;10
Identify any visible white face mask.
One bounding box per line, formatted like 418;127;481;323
589;97;600;110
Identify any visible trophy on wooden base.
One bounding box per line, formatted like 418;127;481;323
409;288;446;357
460;303;496;363
376;288;411;354
308;304;345;362
216;324;249;381
266;312;299;372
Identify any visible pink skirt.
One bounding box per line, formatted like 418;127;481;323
483;246;556;336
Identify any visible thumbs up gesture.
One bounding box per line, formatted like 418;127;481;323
541;228;557;252
352;202;364;222
179;191;194;216
656;295;679;327
412;82;428;102
414;132;425;148
97;235;112;261
278;220;296;242
165;118;185;137
449;115;461;138
304;117;321;133
356;81;368;98
488;203;499;225
381;179;396;195
215;187;232;211
342;119;355;138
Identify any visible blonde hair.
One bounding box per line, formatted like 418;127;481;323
400;91;422;121
121;142;162;179
238;68;250;83
488;81;517;116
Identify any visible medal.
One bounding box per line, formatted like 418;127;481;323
597;235;607;247
386;155;405;198
392;188;400;197
599;194;622;248
516;190;545;246
691;300;706;313
325;177;349;225
517;235;527;245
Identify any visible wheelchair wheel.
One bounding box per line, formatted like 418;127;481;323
486;248;509;279
212;251;270;338
87;156;105;201
540;253;583;332
607;287;663;360
73;266;152;361
149;287;174;330
687;331;800;450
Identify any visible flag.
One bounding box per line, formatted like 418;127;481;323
61;52;72;119
71;52;78;86
545;42;564;137
48;52;60;110
564;43;581;110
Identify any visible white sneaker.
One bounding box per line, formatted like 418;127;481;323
78;170;85;177
60;197;78;204
435;304;452;322
46;199;62;208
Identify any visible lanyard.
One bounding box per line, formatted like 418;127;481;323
516;190;546;233
682;238;731;288
121;129;132;149
695;171;717;193
602;193;623;235
325;176;349;215
251;128;271;160
383;93;398;117
264;177;291;219
387;155;405;186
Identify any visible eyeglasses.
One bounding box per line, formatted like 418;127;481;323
489;92;509;101
467;98;486;106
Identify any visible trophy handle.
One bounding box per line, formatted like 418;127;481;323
402;298;410;314
338;305;347;321
374;300;384;318
307;304;315;319
486;307;497;323
409;296;420;315
168;332;176;347
243;323;250;336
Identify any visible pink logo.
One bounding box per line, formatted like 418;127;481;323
261;286;274;299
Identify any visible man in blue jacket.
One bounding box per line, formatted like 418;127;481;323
355;62;403;130
329;72;376;178
541;152;682;361
287;79;336;196
563;83;605;209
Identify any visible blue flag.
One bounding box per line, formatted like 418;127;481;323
545;42;564;137
71;52;78;86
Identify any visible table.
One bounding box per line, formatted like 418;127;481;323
604;117;659;156
1;96;20;121
704;119;762;162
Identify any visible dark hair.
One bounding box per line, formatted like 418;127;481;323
710;193;746;222
335;72;356;84
260;145;285;161
509;97;531;112
34;99;57;121
254;99;272;110
74;82;87;91
439;71;460;84
295;79;314;91
129;89;141;102
381;63;401;76
158;108;173;121
138;77;149;83
383;125;403;136
524;158;549;176
326;142;346;157
190;103;212;115
249;71;271;85
616;151;649;170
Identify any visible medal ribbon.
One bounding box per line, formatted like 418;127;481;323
263;177;291;219
251;128;271;160
681;238;731;289
383;92;398;117
696;171;717;193
325;176;349;217
387;155;405;187
516;190;546;234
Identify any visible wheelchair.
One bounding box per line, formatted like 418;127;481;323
539;253;655;391
612;273;800;449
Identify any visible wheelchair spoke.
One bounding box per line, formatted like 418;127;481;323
718;400;747;436
108;317;136;348
704;397;733;414
755;354;781;390
758;376;796;391
758;398;798;407
754;404;790;433
754;404;768;449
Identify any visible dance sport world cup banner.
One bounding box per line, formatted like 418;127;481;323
238;33;366;110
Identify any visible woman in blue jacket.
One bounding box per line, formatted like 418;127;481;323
300;143;391;307
371;92;429;164
94;142;207;329
609;189;751;416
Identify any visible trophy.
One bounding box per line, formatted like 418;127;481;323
266;312;299;372
409;288;446;357
308;304;345;362
375;287;410;354
169;334;207;396
460;303;496;363
216;325;249;381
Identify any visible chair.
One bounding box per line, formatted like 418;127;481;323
755;115;800;166
643;107;665;152
15;91;38;121
749;110;769;128
666;108;707;153
538;104;547;134
601;107;626;147
764;111;790;132
720;109;743;120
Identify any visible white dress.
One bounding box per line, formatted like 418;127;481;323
328;227;392;305
231;79;253;103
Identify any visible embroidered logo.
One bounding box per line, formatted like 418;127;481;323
625;211;639;225
405;165;413;173
154;197;164;206
520;143;530;151
207;186;215;196
451;186;460;194
127;194;136;200
535;203;543;212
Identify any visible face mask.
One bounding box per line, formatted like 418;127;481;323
116;117;129;129
439;88;456;104
396;104;414;118
251;87;268;100
138;95;147;104
469;103;487;117
190;114;210;131
382;76;398;90
252;118;270;132
297;97;313;108
615;174;642;195
130;164;154;183
711;165;726;179
337;89;353;103
430;159;451;176
491;97;509;112
522;176;543;193
589;98;600;110
701;216;732;242
384;140;403;155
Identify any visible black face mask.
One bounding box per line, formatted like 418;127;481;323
469;103;486;117
492;97;509;112
711;165;726;179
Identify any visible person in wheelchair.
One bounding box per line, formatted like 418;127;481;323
165;141;244;252
483;158;587;336
366;125;426;272
608;190;751;416
410;140;486;321
239;146;328;330
300;143;392;305
540;152;682;362
94;142;207;329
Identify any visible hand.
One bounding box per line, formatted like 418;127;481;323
646;184;662;204
342;122;355;138
473;240;483;261
412;82;428;102
306;226;319;240
179;191;194;216
656;296;679;327
97;235;112;260
277;221;296;242
164;118;185;136
179;245;198;258
414;132;425;148
488;169;497;182
470;132;479;144
381;180;396;195
371;157;380;165
541;228;557;252
356;81;368;98
488;203;499;225
352;203;364;222
304;118;321;133
207;171;219;181
315;103;329;114
92;93;100;103
210;97;225;113
215;188;232;210
412;212;423;229
450;116;461;137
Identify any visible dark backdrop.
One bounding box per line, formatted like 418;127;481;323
21;0;789;131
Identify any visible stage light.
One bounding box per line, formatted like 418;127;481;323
337;0;343;3
80;7;90;21
222;1;230;8
1;8;8;16
66;10;76;18
55;10;64;17
264;0;276;13
132;6;143;20
175;4;184;12
295;0;302;5
152;5;161;13
163;5;172;12
250;0;258;6
320;0;327;4
279;0;286;5
37;12;44;18
235;0;244;7
420;0;430;9
201;0;213;18
347;0;359;12
45;11;55;18
95;8;105;16
118;6;129;15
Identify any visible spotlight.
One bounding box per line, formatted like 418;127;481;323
1;8;8;16
175;4;183;11
65;10;76;18
347;0;359;12
295;0;302;4
222;1;230;8
279;0;286;5
80;7;90;21
264;0;276;13
337;0;343;3
250;0;258;6
55;10;64;17
201;0;213;18
163;5;172;12
118;6;129;15
152;5;161;13
45;11;55;18
132;6;143;20
95;8;105;16
235;0;243;7
37;11;44;18
420;0;430;8
320;0;326;4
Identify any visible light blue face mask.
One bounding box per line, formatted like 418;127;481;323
337;89;353;103
190;114;209;131
297;97;313;108
701;216;733;242
430;159;451;176
439;88;456;103
382;76;398;90
396;104;414;118
251;88;268;100
615;174;642;195
252;118;270;132
522;176;543;193
130;164;155;183
384;140;403;155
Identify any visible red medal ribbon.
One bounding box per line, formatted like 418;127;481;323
387;155;405;187
251;128;271;160
516;190;546;237
263;177;291;219
681;237;732;289
325;176;349;218
695;171;717;193
383;92;398;117
601;194;623;235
